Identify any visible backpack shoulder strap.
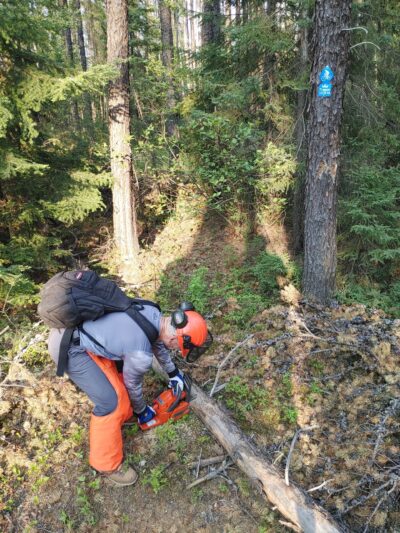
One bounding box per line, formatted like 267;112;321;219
57;328;74;377
125;304;159;343
130;298;161;312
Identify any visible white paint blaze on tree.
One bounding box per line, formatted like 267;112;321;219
106;0;139;281
302;0;351;304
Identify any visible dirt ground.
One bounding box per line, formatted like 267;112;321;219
0;361;290;533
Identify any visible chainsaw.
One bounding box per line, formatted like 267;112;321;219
138;374;192;431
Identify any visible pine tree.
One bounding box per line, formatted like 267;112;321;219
302;0;352;303
107;0;140;281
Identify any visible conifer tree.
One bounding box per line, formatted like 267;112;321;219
302;0;351;303
106;0;140;281
159;0;176;137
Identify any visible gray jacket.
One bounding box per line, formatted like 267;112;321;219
48;305;176;413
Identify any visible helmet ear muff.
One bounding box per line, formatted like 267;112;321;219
171;309;188;329
171;302;195;329
179;301;195;312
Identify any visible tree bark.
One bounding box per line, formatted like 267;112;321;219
159;0;177;137
262;0;276;91
106;0;140;280
302;0;351;303
202;0;222;46
76;0;93;123
61;0;80;126
76;0;88;70
63;0;75;64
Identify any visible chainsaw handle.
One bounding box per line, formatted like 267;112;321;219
166;389;184;413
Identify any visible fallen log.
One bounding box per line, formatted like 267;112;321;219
152;361;344;532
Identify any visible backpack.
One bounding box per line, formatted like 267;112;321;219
38;270;160;376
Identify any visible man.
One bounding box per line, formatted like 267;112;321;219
47;303;211;486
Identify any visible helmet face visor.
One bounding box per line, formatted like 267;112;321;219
184;332;213;363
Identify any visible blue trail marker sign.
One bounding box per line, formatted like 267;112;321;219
318;65;334;98
318;82;333;97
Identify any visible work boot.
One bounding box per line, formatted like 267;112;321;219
101;462;138;486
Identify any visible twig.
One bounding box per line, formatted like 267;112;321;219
307;479;334;493
209;335;254;397
187;459;233;489
342;26;368;34
362;480;398;533
342;477;396;514
273;451;285;465
349;41;381;51
0;326;10;336
371;399;400;463
195;448;202;479
187;455;226;469
210;383;227;395
285;425;319;486
279;521;302;532
309;348;335;355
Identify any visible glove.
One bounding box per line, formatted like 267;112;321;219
168;369;185;397
137;405;156;425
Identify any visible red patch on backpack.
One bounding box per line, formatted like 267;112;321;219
75;272;83;280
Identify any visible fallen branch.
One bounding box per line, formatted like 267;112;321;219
285;425;319;486
187;459;233;489
362;479;398;533
195;448;202;479
371;399;400;463
342;477;396;515
187;455;226;469
209;334;254;397
307;479;334;493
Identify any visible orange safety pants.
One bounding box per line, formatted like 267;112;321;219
87;352;133;472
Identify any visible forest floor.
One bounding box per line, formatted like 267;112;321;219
1;191;399;533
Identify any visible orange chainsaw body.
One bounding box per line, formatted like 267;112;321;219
138;389;190;431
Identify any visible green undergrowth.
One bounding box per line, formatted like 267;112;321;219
157;243;298;330
337;276;400;317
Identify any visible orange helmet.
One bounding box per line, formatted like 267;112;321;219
171;303;213;362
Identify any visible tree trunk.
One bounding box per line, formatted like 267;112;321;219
63;0;75;64
262;0;276;91
76;0;93;123
76;0;88;70
202;0;221;45
152;360;343;532
159;0;177;137
302;0;351;303
292;3;310;254
106;0;140;281
61;0;80;126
